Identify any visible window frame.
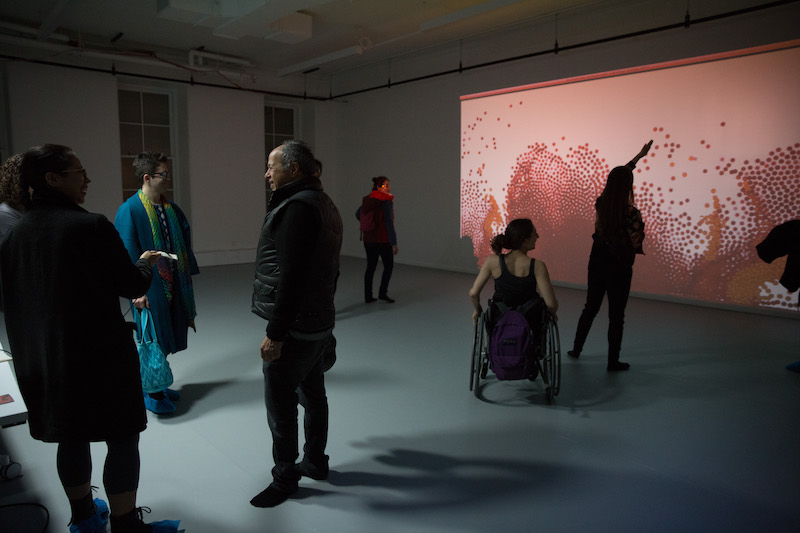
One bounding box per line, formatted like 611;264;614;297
118;84;180;204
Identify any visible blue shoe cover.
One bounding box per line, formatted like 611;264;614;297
164;388;181;401
144;395;176;414
68;498;110;533
149;519;181;532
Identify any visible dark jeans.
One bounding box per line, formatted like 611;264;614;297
572;247;633;364
364;242;394;298
262;332;331;490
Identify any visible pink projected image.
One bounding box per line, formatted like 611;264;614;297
460;42;800;311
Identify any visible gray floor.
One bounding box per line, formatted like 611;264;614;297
1;256;799;533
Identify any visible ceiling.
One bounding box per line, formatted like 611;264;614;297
0;0;615;81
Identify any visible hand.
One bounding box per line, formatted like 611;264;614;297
472;308;481;325
139;250;160;266
633;140;653;163
260;336;283;362
188;320;196;332
133;295;149;310
393;245;399;255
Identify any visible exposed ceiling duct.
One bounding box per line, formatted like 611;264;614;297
156;0;323;41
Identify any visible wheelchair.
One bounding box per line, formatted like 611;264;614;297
470;298;561;402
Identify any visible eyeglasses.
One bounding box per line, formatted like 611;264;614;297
61;168;88;179
150;171;169;180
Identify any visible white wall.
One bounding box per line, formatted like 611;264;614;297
7;63;122;221
3;0;799;274
319;0;800;273
6;66;270;267
185;86;265;266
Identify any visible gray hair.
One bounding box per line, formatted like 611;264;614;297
279;140;317;179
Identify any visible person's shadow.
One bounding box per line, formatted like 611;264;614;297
291;448;567;511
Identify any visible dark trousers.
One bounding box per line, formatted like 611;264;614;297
364;242;394;298
263;332;331;490
572;249;633;364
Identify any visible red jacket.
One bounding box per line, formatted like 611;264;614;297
359;190;396;245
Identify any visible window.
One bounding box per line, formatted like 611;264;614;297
264;104;295;206
118;89;174;202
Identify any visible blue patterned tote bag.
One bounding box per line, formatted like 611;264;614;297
135;308;174;393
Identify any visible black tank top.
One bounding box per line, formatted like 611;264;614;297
492;255;538;308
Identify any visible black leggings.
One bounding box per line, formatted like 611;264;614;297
57;434;141;495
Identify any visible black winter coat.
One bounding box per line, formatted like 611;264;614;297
0;189;153;442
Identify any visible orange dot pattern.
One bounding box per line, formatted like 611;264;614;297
505;142;609;282
461;124;800;310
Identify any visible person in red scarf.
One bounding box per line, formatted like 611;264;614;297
356;176;398;303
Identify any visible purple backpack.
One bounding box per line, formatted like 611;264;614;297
489;309;534;380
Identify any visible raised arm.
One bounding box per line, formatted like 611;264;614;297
534;259;559;318
626;140;653;169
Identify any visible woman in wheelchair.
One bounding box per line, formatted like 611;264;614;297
469;218;558;325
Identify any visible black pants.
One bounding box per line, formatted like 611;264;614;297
364;242;394;298
572;247;633;364
57;434;141;495
262;332;331;490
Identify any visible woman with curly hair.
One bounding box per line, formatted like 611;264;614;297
0;153;29;241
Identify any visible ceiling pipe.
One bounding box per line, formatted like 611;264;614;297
331;0;800;99
0;0;795;101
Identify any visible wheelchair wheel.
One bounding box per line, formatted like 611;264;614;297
470;312;489;396
542;314;561;402
470;321;480;392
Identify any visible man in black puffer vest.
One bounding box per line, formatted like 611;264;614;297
250;140;343;508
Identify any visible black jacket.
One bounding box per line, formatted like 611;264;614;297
0;188;152;442
757;219;800;293
252;178;343;340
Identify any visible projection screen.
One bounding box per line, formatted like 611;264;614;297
460;40;800;312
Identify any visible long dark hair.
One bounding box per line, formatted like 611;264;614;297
490;219;534;255
595;166;633;239
20;144;75;192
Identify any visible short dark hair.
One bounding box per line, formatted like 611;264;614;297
371;176;389;190
278;140;316;179
20;144;75;191
132;152;168;184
